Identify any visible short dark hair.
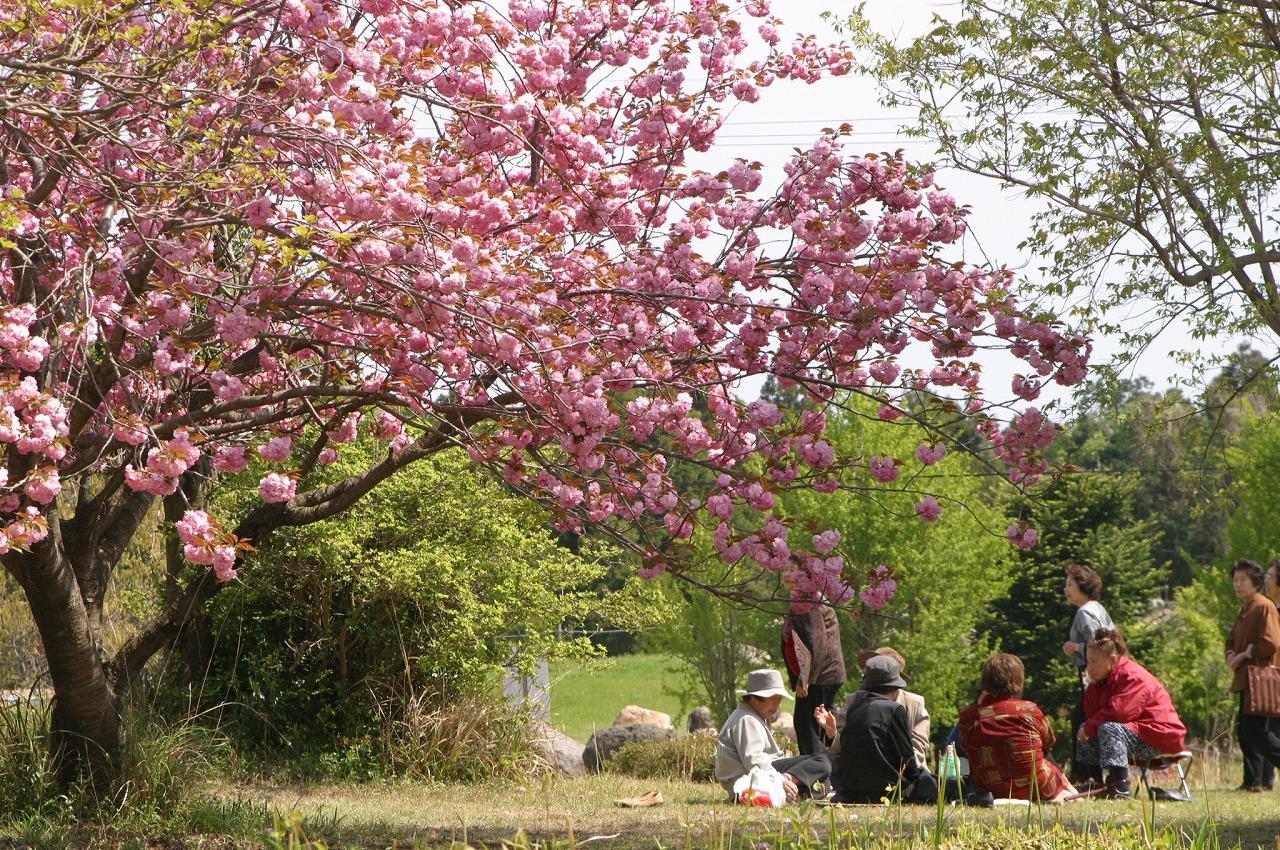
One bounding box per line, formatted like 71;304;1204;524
1089;628;1128;658
1234;559;1265;590
1065;563;1103;600
980;653;1025;698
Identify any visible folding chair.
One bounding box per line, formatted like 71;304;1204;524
1131;751;1193;801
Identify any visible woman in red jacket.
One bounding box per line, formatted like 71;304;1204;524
1076;629;1187;798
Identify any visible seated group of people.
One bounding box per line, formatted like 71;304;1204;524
715;630;1187;805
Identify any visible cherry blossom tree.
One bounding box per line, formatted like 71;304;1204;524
0;0;1088;784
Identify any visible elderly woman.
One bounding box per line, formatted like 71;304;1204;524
1226;560;1280;792
715;669;832;803
958;653;1077;803
1076;630;1187;798
1061;563;1115;784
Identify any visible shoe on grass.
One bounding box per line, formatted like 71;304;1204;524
964;789;994;808
615;790;664;808
1098;782;1131;800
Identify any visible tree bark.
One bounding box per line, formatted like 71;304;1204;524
10;537;122;790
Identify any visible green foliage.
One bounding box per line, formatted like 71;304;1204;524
608;735;716;782
1226;409;1280;563
201;442;668;774
647;576;779;724
0;697;254;847
1050;378;1230;587
846;1;1280;389
1149;568;1237;744
984;473;1167;751
783;403;1014;733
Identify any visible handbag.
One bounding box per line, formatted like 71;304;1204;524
1245;664;1280;717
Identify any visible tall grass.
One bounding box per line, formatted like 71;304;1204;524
0;694;264;847
372;685;546;782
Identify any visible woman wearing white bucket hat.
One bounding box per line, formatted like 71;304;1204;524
714;669;832;802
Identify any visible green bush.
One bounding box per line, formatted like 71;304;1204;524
607;734;716;782
198;441;667;778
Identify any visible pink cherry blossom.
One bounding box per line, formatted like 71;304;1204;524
916;443;947;466
914;496;942;522
258;473;297;504
0;0;1087;652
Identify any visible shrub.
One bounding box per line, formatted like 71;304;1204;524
608;734;716;782
373;686;545;783
199;443;667;776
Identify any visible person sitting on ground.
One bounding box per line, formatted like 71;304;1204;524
959;653;1077;803
715;668;832;803
817;655;936;804
1075;629;1187;799
828;646;930;771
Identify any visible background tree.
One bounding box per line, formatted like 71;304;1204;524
849;0;1280;389
0;0;1088;784
782;398;1014;733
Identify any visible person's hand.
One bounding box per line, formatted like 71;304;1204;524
1062;640;1078;658
1228;651;1248;670
781;773;800;802
1076;727;1089;743
796;684;809;699
815;704;837;739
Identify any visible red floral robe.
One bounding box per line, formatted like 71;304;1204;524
958;694;1069;801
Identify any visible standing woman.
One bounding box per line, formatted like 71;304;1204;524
781;594;846;756
1226;559;1280;791
1256;559;1280;790
1061;563;1115;784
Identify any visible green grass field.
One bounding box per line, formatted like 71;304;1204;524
549;653;692;741
230;776;1280;850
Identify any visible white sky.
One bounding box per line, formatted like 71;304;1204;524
704;0;1224;408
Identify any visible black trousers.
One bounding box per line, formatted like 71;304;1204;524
794;682;841;756
1238;691;1280;788
1069;674;1103;783
833;768;962;804
772;753;832;795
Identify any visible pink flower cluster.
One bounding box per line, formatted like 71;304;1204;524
0;0;1088;604
124;430;201;496
175;510;239;581
859;566;898;610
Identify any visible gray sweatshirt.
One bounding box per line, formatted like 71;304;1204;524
1069;600;1115;668
715;702;785;792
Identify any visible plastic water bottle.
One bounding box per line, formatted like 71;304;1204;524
940;743;961;782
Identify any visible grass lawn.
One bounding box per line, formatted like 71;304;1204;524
549;654;692;742
229;775;1280;849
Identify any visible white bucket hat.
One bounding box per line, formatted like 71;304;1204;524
736;668;793;700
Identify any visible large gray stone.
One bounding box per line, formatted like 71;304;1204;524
533;721;586;776
613;704;672;729
688;706;715;736
582;722;673;772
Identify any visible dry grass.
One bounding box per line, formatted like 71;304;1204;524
224;774;1280;849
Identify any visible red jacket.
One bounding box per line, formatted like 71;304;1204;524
1083;656;1186;754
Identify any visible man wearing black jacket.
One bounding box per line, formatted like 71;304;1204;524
818;655;938;804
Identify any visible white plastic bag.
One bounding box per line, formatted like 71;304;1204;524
733;766;787;807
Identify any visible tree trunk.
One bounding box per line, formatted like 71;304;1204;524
14;543;122;790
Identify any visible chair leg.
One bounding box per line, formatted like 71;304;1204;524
1176;756;1192;799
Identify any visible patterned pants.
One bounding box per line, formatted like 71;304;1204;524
1076;722;1162;768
